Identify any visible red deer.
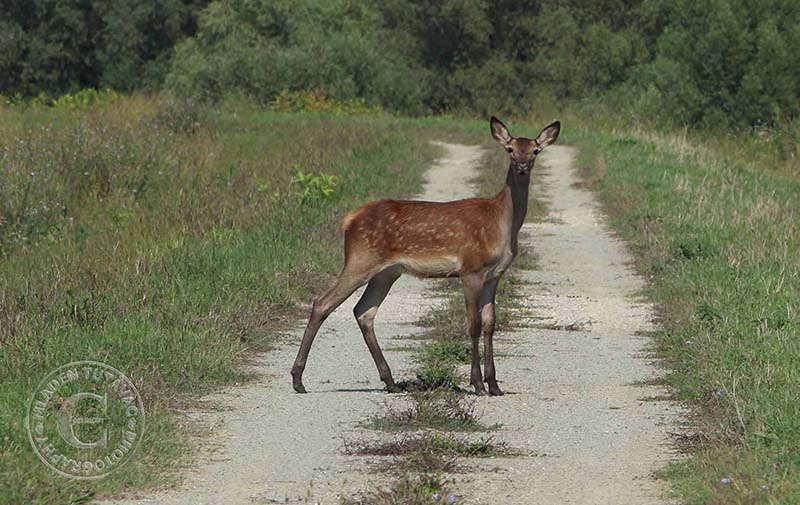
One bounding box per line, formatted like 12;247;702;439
291;117;560;395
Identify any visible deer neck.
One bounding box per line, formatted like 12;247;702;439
498;164;530;251
506;165;530;233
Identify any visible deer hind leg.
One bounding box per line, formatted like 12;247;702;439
462;273;487;395
353;266;403;393
480;278;503;396
291;267;374;393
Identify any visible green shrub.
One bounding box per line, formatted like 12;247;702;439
50;88;121;110
270;89;383;114
165;0;425;112
637;0;800;126
292;170;339;205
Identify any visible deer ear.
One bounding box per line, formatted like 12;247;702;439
490;116;512;146
535;120;560;148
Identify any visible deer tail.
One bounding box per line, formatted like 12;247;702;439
340;208;363;234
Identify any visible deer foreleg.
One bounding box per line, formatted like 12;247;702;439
480;278;503;396
291;269;371;393
463;274;487;395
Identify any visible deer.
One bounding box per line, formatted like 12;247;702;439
291;117;560;396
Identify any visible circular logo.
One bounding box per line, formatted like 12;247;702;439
26;361;145;480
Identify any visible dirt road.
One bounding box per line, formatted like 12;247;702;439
457;145;679;504
112;142;677;504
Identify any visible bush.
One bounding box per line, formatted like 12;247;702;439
165;0;426;113
292;170;339;205
270;89;383;114
0;1;206;98
637;0;800;126
50;88;121;110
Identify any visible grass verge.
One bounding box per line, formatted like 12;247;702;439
568;121;800;503
347;432;513;460
0;98;450;504
341;475;448;505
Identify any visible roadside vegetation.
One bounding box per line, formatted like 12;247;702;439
0;95;443;504
553;109;800;504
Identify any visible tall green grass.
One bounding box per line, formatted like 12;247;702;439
0;97;442;504
565;116;800;503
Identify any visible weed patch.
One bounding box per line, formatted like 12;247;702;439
348;433;515;460
341;475;450;505
417;340;471;366
368;392;491;432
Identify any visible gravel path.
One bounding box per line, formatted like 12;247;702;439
457;145;679;504
109;142;678;505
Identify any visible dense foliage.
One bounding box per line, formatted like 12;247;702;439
166;0;800;127
0;0;208;96
3;0;800;127
637;0;800;127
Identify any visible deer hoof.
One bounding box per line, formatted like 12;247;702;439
488;385;504;396
470;378;487;396
292;380;307;394
386;383;402;393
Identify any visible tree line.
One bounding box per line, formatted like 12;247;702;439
0;0;208;96
3;0;800;128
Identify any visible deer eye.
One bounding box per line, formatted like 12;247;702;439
505;146;513;153
533;148;541;155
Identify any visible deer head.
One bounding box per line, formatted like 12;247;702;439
490;117;561;175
